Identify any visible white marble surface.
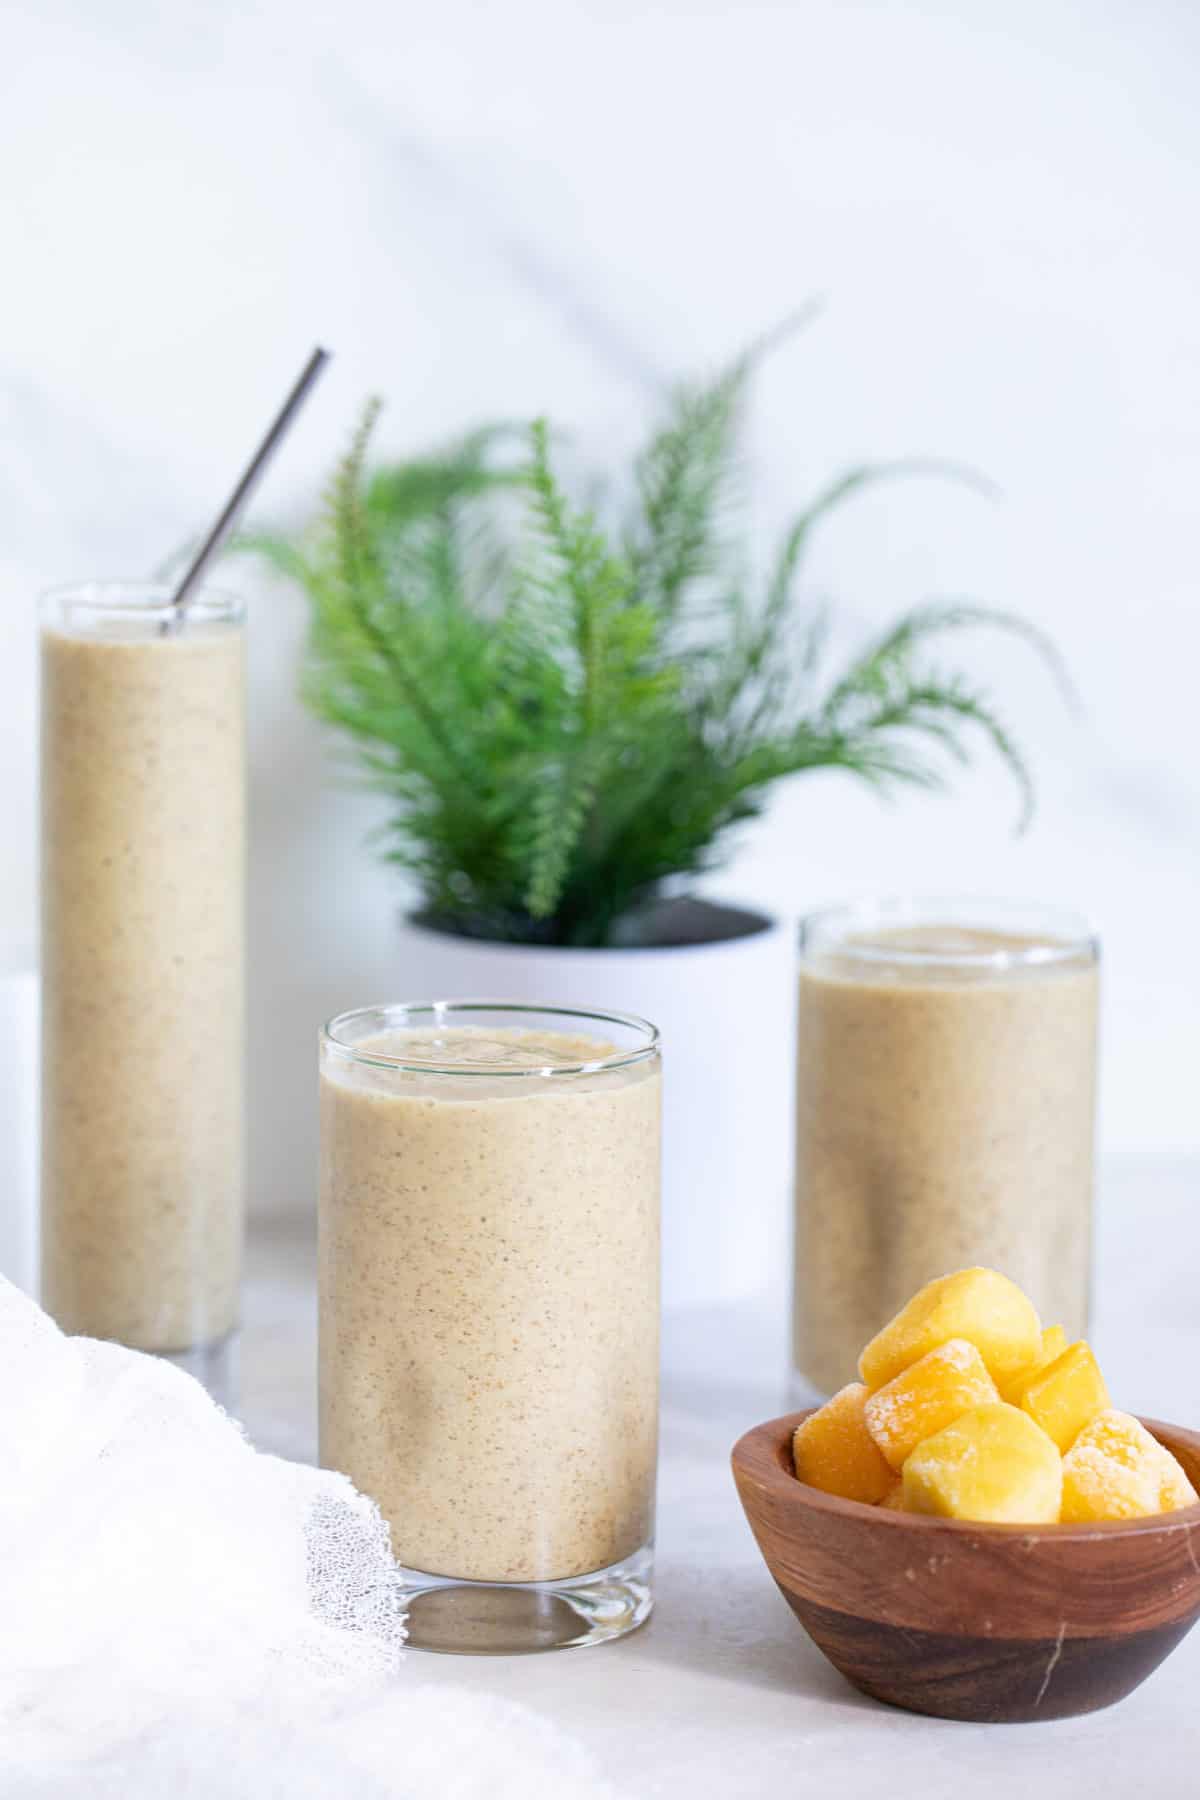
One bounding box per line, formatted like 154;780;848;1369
239;1153;1200;1797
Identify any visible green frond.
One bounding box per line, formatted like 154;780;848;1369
330;396;384;604
524;748;599;920
525;419;638;730
626;376;739;619
626;299;825;624
818;611;1047;828
822;600;1075;722
763;458;995;634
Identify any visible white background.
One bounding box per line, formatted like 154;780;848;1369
4;0;1198;1216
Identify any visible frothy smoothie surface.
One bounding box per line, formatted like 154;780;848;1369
319;1025;661;1583
40;616;245;1353
827;923;1092;980
349;1026;620;1073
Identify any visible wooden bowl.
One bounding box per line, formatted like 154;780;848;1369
731;1409;1200;1722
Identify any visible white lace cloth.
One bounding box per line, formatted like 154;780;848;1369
0;1278;618;1799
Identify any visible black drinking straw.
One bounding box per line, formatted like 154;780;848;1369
164;344;331;627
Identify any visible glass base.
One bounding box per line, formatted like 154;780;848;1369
402;1543;653;1655
161;1330;239;1411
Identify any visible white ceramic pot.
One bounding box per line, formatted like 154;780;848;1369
399;899;797;1310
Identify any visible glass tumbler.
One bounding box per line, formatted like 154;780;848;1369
792;899;1100;1397
319;1001;662;1653
40;582;245;1394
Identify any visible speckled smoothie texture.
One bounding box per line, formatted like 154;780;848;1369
40;614;245;1352
319;1028;661;1583
793;926;1099;1395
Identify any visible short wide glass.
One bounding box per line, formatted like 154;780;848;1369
792;899;1100;1398
318;1001;662;1653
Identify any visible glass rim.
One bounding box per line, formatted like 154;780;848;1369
800;896;1099;972
39;578;245;628
321;999;661;1078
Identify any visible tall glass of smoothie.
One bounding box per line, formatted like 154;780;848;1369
40;582;245;1393
319;1001;662;1653
793;899;1099;1397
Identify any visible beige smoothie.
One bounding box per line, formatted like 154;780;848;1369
793;916;1099;1396
319;1019;661;1584
40;590;245;1353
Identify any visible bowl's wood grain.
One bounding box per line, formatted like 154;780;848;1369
732;1411;1200;1722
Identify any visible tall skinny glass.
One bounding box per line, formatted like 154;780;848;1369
40;583;245;1385
319;1001;662;1653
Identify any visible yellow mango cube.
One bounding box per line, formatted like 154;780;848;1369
1061;1410;1199;1522
998;1324;1068;1404
792;1382;894;1505
1159;1451;1200;1511
859;1267;1042;1392
878;1479;906;1511
1018;1341;1110;1452
902;1403;1063;1523
864;1338;1000;1471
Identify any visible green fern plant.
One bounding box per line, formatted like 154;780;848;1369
248;344;1068;947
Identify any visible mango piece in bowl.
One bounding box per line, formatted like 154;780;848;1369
859;1267;1042;1392
1061;1410;1198;1523
793;1266;1196;1525
1017;1341;1110;1453
864;1338;999;1472
792;1382;894;1505
998;1324;1068;1404
902;1403;1063;1524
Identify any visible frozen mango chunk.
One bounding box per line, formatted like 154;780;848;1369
998;1324;1068;1404
1061;1410;1199;1522
879;1479;907;1511
792;1382;894;1504
859;1267;1042;1392
902;1403;1063;1524
865;1338;1000;1471
1018;1341;1110;1452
